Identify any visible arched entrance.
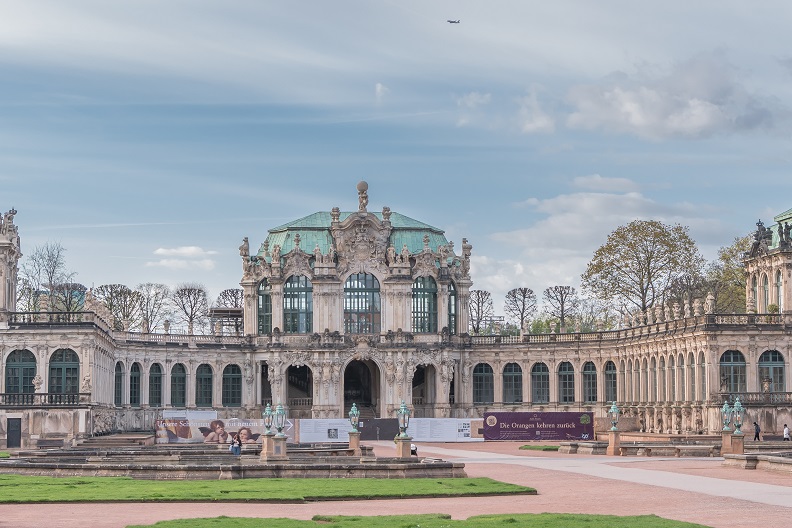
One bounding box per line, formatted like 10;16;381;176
411;364;437;417
343;360;380;418
287;365;313;418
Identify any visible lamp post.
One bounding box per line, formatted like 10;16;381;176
274;402;287;437
260;402;289;463
348;403;360;433
731;397;744;435
608;402;621;431
721;400;734;455
348;403;362;456
606;402;621;456
262;402;273;435
397;400;411;438
721;401;733;431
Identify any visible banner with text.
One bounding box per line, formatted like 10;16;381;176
155;417;294;444
482;412;594;441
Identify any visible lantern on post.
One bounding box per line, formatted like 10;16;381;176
721;401;733;431
607;402;621;431
274;402;287;437
731;397;745;435
262;402;273;435
397;400;411;438
348;403;360;433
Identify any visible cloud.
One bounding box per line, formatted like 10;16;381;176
456;91;491;109
153;246;218;257
146;246;217;271
572;174;639;193
566;54;777;139
145;259;216;271
518;89;554;133
375;83;389;104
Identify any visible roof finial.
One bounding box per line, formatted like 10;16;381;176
357;181;369;212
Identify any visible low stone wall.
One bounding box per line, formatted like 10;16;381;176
722;452;792;473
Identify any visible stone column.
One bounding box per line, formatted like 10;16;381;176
606;430;621;456
241;282;257;335
395;436;412;459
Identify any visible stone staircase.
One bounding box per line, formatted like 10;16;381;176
78;433;155;448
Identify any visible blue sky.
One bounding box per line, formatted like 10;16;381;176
3;1;792;314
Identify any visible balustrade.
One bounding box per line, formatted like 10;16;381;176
0;393;90;406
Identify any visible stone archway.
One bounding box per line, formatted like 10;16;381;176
411;364;437;417
287;365;313;418
343;359;381;418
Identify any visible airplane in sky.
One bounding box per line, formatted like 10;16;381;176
447;19;460;24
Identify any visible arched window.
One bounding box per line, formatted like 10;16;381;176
719;350;746;393
412;276;438;334
5;350;36;398
583;362;597;403
258;279;272;334
698;352;706;401
776;270;783;312
114;362;123;406
149;363;163;407
196;364;213;407
283;275;312;334
503;363;522;403
669;356;676;401
678;355;685;401
558;362;575;403
659;357;666;401
752;276;758;310
531;363;549;403
344;273;381;334
758;350;785;392
604;361;617;402
222;364;243;407
688;353;695;403
472;363;494;404
649;357;657;402
49;349;79;395
763;274;770;312
130;362;141;407
447;282;457;335
170;363;186;407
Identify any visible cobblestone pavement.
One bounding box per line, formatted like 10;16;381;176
1;441;791;528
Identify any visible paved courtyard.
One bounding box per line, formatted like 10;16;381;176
2;441;791;528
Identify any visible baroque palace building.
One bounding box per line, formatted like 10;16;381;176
0;182;791;448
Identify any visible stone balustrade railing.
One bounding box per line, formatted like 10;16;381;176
0;392;91;407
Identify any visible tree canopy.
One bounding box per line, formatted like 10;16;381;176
503;287;537;331
468;289;494;335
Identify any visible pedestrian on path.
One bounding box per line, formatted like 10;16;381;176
784;424;790;441
753;422;761;441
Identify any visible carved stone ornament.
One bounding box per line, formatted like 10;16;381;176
332;212;391;277
281;246;313;279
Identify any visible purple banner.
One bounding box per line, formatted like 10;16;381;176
483;412;594;441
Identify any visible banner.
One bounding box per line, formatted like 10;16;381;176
155;417;293;444
483;412;593;441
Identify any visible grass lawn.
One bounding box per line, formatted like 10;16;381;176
0;452;9;458
519;445;559;451
128;513;710;528
0;475;534;503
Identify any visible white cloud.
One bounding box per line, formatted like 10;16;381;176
153;246;218;258
456;91;491;109
572;174;639;193
145;259;216;271
375;83;389;104
518;89;554;133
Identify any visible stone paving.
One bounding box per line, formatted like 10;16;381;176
2;441;791;528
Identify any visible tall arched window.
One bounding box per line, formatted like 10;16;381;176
763;274;770;312
196;364;213;407
447;282;457;335
49;349;79;395
558;362;575;403
752;276;758;310
502;363;522;403
170;363;186;407
776;270;783;312
412;276;438;334
659;357;666;401
719;350;746;393
5;350;36;399
698;352;706;401
149;363;163;407
283;275;312;333
472;363;494;404
668;356;676;401
258;279;272;334
649;358;657;402
222;364;243;407
344;273;381;334
531;363;550;403
688;353;695;403
130;362;141;407
758;350;785;392
604;361;617;402
114;362;124;406
583;362;597;403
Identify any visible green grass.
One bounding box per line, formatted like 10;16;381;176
0;475;533;503
0;452;10;459
127;513;710;528
518;445;559;451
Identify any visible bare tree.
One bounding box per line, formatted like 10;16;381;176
136;283;172;333
468;289;494;335
94;284;143;331
543;285;580;330
51;282;87;312
503;287;537;331
18;241;78;311
215;288;243;308
172;282;209;334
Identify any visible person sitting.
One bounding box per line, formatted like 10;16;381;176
410;443;418;456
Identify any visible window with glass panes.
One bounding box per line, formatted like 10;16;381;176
669;356;676;401
114;362;123;406
558;362;575;403
49;349;79;394
688;356;695;403
758;350;785;392
447;282;457;335
698;353;706;401
170;363;186;407
472;363;494;404
149;364;163;407
604;361;617;402
719;350;746;393
196;364;213;407
678;356;685;401
130;363;141;407
777;271;783;312
583;362;597;403
5;350;36;395
763;274;769;311
283;275;312;333
412;276;438;334
659;357;666;401
752;276;758;310
344;273;381;334
222;364;242;407
258;279;272;334
502;363;522;403
531;363;549;403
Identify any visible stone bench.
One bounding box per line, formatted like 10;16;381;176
674;445;718;457
36;438;64;449
558;442;578;454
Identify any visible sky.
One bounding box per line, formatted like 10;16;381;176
2;1;792;317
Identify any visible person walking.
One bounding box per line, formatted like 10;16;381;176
753;421;761;441
784;424;790;441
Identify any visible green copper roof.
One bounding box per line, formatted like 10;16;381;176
763;209;792;250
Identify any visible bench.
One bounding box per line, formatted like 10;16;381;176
619;445;654;457
36;438;64;449
674;445;718;457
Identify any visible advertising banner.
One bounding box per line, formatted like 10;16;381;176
482;412;594;441
155;417;294;444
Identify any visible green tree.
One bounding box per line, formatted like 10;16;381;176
581;220;705;314
705;235;750;313
542;286;579;329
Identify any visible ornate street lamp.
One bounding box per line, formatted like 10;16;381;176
274;402;287;437
348;403;360;433
731;397;745;435
262;402;273;435
721;401;733;431
397;400;411;438
607;402;621;431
